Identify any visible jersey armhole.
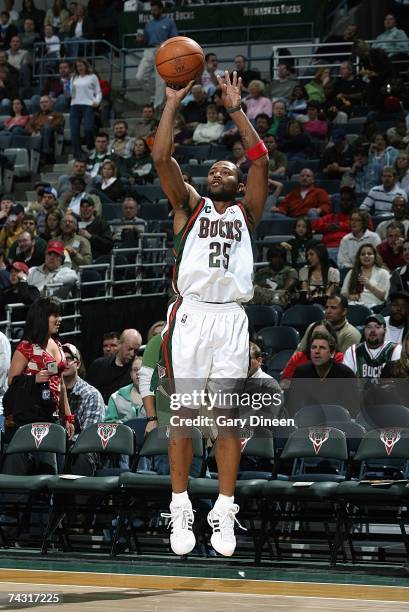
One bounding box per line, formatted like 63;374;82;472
237;201;255;234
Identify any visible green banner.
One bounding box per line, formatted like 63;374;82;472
121;0;329;47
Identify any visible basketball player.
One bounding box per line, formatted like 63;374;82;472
152;71;268;557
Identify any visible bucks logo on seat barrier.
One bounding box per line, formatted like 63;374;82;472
309;427;330;455
240;427;253;452
31;423;51;448
97;423;118;449
380;429;401;456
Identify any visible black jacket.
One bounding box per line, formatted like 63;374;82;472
83;216;114;259
0;281;40;319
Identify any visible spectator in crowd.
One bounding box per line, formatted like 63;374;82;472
296;295;361;355
288;84;308;114
343;313;401;379
102;331;120;357
263;133;287;177
39;207;63;242
279;119;314;160
381;329;409;382
4;297;74;450
25;184;49;216
4;0;19;24
64;3;94;59
78;196;113;260
341;243;390;306
377;196;409;240
252;244;297;304
390;238;409;295
31;60;72;113
58;159;91;197
395;151;409;195
0;261;40;319
321;128;353;178
135;0;177;109
20;213;41;238
272;168;331;218
134;103;156;140
105;355;144;423
281;216;312;269
297;100;328;141
3;97;30;135
270;62;299;101
0;11;18;52
377;220;406;271
26;95;64;164
70;59;102;160
337;209;381;269
192;103;224;145
299;240;339;304
91;159;125;203
330;61;364;109
360;166;407;214
0;49;19;98
44;0;70;35
29;186;60;235
244;80;272;120
305;67;331;104
384;291;409;344
8;229;46;268
0;196;14;229
181;84;208;130
387;117;409;150
119;137;155;186
7;35;31;94
62;342;105;438
345;146;380;196
352;40;393;107
41;24;61;75
201;52;224;98
0;203;24;254
313;23;359;65
229;140;251;174
59;211;92;269
372;13;409;58
86;132;111;178
230;55;260;92
311;187;355;248
108;120;134;159
110;197;146;242
61;176;89;215
28;240;78;298
20;0;44;34
87;328;143;404
255;113;271;138
368;132;399;175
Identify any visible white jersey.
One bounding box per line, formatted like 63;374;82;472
173;197;254;303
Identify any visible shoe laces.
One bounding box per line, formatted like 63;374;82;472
161;506;195;533
208;504;247;537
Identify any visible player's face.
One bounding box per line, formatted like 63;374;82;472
207;162;239;201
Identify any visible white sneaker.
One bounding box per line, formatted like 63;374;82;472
161;502;196;556
207;503;246;557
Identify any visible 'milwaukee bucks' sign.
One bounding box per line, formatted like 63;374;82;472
121;0;329;45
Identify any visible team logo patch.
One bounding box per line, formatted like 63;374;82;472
380;429;401;456
309;427;330;455
180;313;188;325
97;424;118;449
31;423;50;448
240;428;253;452
158;364;166;380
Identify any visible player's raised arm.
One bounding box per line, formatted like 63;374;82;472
216;71;268;227
151;82;200;213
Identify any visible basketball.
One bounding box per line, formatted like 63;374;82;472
155;36;205;87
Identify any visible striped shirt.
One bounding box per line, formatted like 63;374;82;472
66;376;105;435
360;184;407;214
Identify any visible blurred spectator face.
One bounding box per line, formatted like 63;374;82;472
5;213;17;229
18;231;33;254
396;153;409;171
44;24;53;38
382;169;396;190
0;199;13;214
325;296;346;325
101;162;115;179
386;225;404;248
299;169;314;187
339;191;355;214
130;356;142;388
390;297;409;325
73;160;86;176
392;196;407;218
45;251;62;271
273;101;286;118
142;105;154;121
384;14;396;30
63;349;79;377
256;116;270;135
133;139;146;156
307;105;319;120
24;18;35;33
62;214;77;236
269;250;286;271
9;267;20;285
403;240;409;264
192;85;205;102
353;151;368;167
46;212;60;232
122;198;138;220
0;13;9;26
307;248;319;267
310;337;333;367
117;336;141;365
343;24;357;40
0;53;6;66
9;36;21;52
22;217;36;233
103;336;119;356
12;98;23;114
248;82;263;98
206;106;218;122
70;178;85;194
42;192;57;209
359;245;375;267
374;133;386;150
80;199;94;221
0;68;7;84
58;61;70;78
249;345;263;376
292;85;305;99
113;122;128;139
94;135;108;154
39;96;52;112
263;135;276;154
277;63;290;79
206;54;218;70
150;3;162;19
364;322;385;347
339;62;353;79
232;142;245;160
295;217;308;237
289;120;302;138
234;55;245;71
75;3;85;17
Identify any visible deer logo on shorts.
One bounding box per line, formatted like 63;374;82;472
380;429;401;456
31;423;51;448
97;424;118;449
309;427;330;455
240;427;253;452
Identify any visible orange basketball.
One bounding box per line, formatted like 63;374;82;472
155;36;205;87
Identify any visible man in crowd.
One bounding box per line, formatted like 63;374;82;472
134;104;156;140
26;95;64;163
61;177;90;215
7;35;31;94
182;84;208;129
321;128;354;179
376;196;409;240
390;238;409;295
377;221;405;271
0;261;39;319
109;120;135;159
34;59;72;112
29;186;59;235
331;61;364;109
78;196;113;260
110;197;146;241
337;210;381;269
349;146;381;197
298;295;361;355
270;62;299;101
86;132;111;178
58;159;91;197
0;11;18;52
60;212;92;269
372;13;409;58
20;18;40;54
102;331;120;357
231;55;260;92
360;167;407;214
263;133;287;177
87;328;143;403
272;168;331;218
252;244;297;304
28;239;78;299
8;229;46;268
201;52;224;98
384;291;409;344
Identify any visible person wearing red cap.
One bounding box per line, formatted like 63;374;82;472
0;260;40;319
27;239;78;299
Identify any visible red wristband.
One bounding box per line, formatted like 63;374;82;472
246;141;268;161
65;414;75;424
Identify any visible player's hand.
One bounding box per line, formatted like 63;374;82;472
216;70;242;110
165;80;195;103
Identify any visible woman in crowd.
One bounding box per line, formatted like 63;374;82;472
243;80;272;120
192;104;224;144
281;216;313;268
91;159;125;203
70;59;101;160
288;84;308;115
64;3;94;58
279;119;314;159
368;132;399;174
305;66;332;104
341;243;390;306
5;296;74;443
173;113;192;147
44;0;70;35
40;207;63;242
105;355;144;423
267;99;288;139
298;240;339;303
298;101;329;141
3;98;30;135
119;138;155;186
395;151;409;195
230;140;251;173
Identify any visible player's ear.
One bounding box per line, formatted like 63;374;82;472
237;181;246;195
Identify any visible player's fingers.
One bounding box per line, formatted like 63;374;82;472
231;70;237;87
224;69;231;86
237;75;242;89
183;80;195;95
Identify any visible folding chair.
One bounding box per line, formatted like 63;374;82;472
281;304;324;335
294;404;352;428
256;326;300;357
245;304;282;332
